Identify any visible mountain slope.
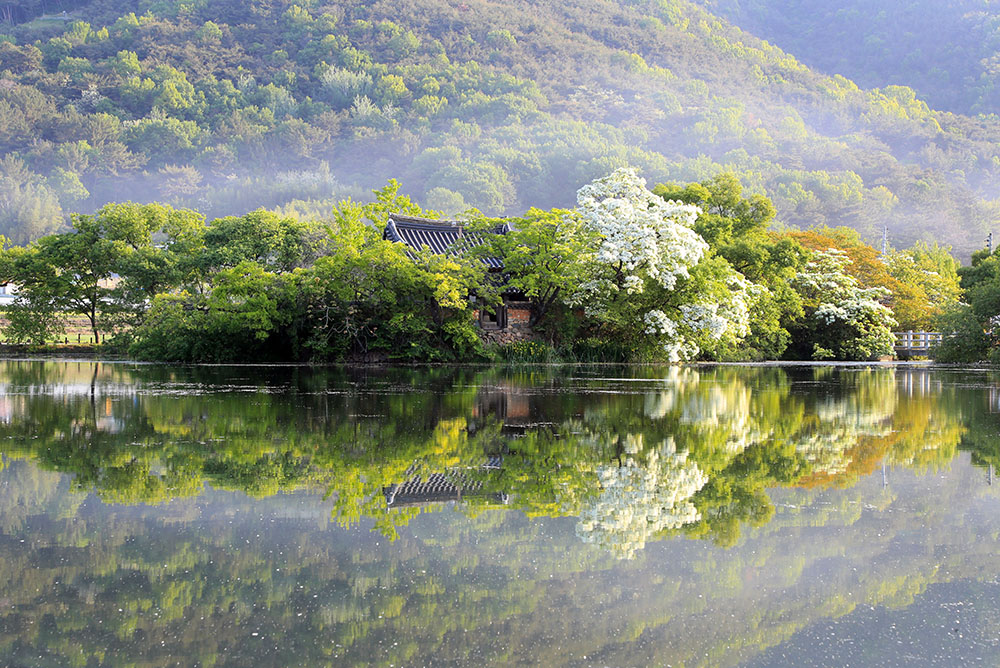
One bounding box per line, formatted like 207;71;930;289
695;0;1000;115
0;0;998;256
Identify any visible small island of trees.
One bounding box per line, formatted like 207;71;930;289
0;168;978;363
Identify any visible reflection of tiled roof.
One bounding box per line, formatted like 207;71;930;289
383;456;508;507
383;215;510;269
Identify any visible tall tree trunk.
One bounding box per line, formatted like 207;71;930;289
90;298;99;344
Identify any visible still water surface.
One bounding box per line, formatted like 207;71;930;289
1;361;1000;667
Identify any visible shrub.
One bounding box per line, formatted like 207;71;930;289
493;340;557;363
2;300;64;348
565;337;659;363
932;304;989;363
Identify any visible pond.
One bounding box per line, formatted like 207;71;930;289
1;361;999;667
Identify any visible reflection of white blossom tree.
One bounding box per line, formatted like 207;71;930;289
677;380;759;456
642;368;769;458
795;370;897;477
575;434;708;559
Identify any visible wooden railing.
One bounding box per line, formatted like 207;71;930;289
893;331;943;354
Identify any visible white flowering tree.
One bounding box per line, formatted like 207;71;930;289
568;168;760;360
793;249;897;360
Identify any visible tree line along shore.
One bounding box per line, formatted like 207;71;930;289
0;168;990;364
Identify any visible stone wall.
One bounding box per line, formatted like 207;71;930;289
478;327;535;346
507;305;531;329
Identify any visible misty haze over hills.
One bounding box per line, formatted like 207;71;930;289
695;0;1000;115
1;0;1000;256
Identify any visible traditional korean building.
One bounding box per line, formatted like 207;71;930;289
382;214;533;341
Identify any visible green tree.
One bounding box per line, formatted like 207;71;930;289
292;199;484;361
130;263;293;362
1;298;63;346
46;167;89;206
156;164;203;203
880;241;963;330
935;250;1000;362
0;202;204;342
109;49;141;77
469;208;594;328
199;209;327;275
654;173;807;359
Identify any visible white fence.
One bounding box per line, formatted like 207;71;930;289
893;331;943;353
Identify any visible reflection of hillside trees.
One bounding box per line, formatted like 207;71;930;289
0;363;976;554
0;464;612;668
5;458;1000;667
2;363;1000;667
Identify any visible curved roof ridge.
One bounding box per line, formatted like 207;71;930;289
388;214;461;227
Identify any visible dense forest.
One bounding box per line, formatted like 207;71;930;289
0;0;999;256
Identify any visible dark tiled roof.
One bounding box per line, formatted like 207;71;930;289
383;214;510;269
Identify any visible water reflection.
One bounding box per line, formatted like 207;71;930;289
0;363;978;549
1;362;1000;666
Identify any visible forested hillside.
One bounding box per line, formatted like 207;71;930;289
698;0;1000;115
1;0;999;255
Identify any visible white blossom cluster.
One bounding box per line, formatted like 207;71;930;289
660;338;700;363
815;298;891;326
795;249;897;359
568;277;616;315
643;309;677;336
796;249;891;307
814;299;897;356
623;274;645;295
566;168;764;359
642;309;705;363
794;249;857;298
669;273;760;360
575;168;707;291
687;273;759;339
575;434;709;559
